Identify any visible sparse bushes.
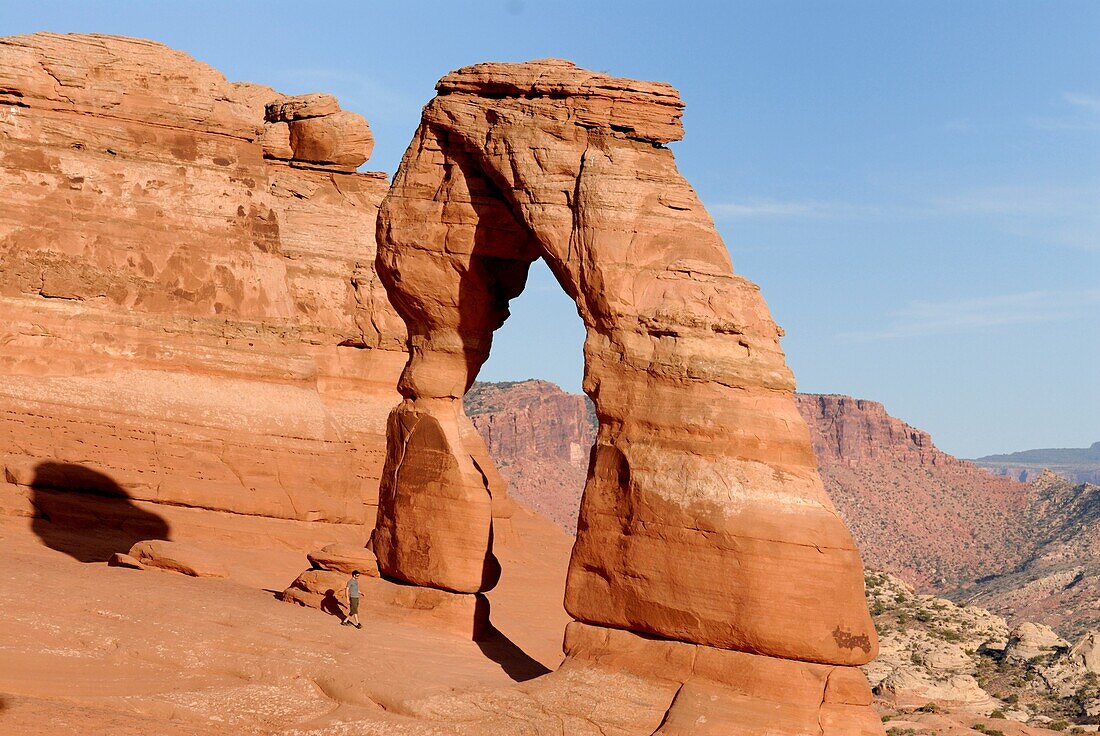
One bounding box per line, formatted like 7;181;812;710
972;725;1006;736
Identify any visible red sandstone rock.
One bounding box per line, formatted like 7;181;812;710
287;111;374;170
0;33;406;548
107;552;144;570
306;543;380;575
375;58;877;666
372;59;881;732
128;540;228;578
265;93;341;122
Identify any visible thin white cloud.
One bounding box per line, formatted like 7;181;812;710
840;289;1100;342
1027;92;1100;131
930;184;1099;217
1064;93;1100;112
709;198;878;220
709;185;1100;251
932;185;1100;251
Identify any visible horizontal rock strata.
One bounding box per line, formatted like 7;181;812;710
0;33;406;545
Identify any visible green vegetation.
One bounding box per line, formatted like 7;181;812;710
971;725;1006;736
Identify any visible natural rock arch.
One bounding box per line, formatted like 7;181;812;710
373;60;877;668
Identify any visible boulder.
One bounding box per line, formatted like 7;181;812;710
1003;622;1070;663
128;540;228;578
107;552;144;570
288;110;374;170
306;543;379;575
1071;630;1100;674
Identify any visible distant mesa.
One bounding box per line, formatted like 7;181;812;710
972;441;1100;484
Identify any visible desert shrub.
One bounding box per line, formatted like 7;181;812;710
1049;722;1069;731
989;709;1006;718
915;702;939;713
972;725;1006;736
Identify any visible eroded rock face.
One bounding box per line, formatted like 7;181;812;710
0;33;406;540
373;58;880;730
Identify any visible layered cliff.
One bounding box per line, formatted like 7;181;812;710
467;381;593;531
794;394;1035;588
0;33;406;547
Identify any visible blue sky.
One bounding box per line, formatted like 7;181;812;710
3;1;1098;457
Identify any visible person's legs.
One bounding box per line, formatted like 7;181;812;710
349;597;360;628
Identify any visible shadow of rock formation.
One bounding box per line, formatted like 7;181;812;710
476;624;553;683
30;462;169;563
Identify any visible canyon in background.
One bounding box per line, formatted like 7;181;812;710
468;380;1099;642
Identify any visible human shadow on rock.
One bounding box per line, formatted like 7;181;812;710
320;589;346;618
30;461;169;563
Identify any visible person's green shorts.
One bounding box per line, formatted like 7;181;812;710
349;597;360;615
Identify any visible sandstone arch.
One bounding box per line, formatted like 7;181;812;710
374;60;878;670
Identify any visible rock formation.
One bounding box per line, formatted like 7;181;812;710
373;59;880;731
0;33;406;549
959;471;1100;642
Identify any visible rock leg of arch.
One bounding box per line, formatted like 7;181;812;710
374;59;883;733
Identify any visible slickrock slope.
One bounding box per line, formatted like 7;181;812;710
467;380;593;531
795;394;1035;588
974;441;1100;485
373;59;881;732
0;33;406;551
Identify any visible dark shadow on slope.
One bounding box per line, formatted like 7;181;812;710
30;461;169;563
476;624;553;683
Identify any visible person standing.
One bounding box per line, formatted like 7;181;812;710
341;570;362;629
